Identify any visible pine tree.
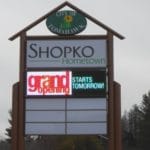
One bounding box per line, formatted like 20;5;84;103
5;110;12;143
128;104;141;146
121;111;129;145
122;105;142;147
139;91;150;149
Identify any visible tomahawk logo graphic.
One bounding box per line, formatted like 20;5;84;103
27;71;72;95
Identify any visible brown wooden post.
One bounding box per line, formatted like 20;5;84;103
18;32;26;150
107;32;115;150
12;82;19;150
113;81;122;150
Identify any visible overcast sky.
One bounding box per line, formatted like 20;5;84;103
0;0;150;139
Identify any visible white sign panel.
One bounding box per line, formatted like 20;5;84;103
26;39;107;68
25;98;107;135
67;123;107;135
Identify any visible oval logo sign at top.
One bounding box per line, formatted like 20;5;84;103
46;10;87;35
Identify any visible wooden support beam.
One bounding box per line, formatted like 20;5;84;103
12;82;19;150
107;32;115;150
17;32;26;150
113;81;122;150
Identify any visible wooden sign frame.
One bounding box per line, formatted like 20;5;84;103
10;1;124;150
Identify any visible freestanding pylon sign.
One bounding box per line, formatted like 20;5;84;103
9;1;124;150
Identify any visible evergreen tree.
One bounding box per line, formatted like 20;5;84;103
139;91;150;149
122;91;150;149
5;110;12;143
128;104;141;146
121;111;129;145
122;105;142;147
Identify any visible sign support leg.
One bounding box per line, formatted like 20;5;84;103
12;82;19;150
17;32;26;150
107;32;115;150
113;82;122;150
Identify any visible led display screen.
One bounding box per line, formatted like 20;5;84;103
27;71;72;96
72;70;106;98
26;70;106;98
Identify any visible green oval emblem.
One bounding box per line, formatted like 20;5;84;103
46;10;87;35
